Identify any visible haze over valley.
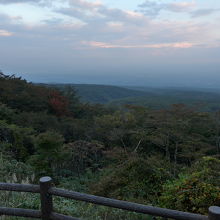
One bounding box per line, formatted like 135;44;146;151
0;0;219;88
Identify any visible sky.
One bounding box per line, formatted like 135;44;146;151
0;0;220;87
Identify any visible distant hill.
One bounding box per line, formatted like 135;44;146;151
110;87;220;111
48;84;149;104
45;83;220;112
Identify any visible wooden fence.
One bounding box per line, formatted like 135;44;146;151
0;176;220;220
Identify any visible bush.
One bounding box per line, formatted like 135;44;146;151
90;155;171;203
159;157;220;214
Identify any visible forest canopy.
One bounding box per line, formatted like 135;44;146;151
0;72;220;219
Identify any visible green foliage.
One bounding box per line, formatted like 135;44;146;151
62;141;104;176
29;131;64;179
0;73;72;116
14;111;60;133
159;157;220;214
0;152;37;220
0;103;16;123
0;153;34;183
0;120;35;160
0;73;49;112
91;156;171;203
54;198;154;220
53;174;154;220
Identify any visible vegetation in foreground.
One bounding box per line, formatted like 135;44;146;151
0;72;220;219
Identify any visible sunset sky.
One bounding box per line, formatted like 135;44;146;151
0;0;219;87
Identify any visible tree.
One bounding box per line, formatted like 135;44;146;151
29;131;64;179
90;155;172;203
62;140;104;176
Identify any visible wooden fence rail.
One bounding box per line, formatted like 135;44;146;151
0;176;219;220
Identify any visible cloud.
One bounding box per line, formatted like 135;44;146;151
0;13;23;26
137;0;195;17
0;0;41;4
57;0;145;25
0;0;219;56
56;0;105;22
68;0;102;9
83;41;194;49
82;41;194;49
167;2;196;12
191;8;220;18
0;29;13;36
0;0;53;7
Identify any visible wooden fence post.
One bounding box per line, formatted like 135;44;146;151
208;206;220;220
40;176;53;220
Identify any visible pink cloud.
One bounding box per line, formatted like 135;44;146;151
0;29;13;36
82;41;194;49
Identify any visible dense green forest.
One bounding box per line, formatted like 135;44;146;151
1;72;220;219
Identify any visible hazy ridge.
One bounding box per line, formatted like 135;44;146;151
49;83;220;111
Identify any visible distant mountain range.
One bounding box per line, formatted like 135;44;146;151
71;84;149;103
45;83;220;111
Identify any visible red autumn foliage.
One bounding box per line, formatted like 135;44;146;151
48;90;70;117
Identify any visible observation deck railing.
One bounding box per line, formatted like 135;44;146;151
0;176;220;220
